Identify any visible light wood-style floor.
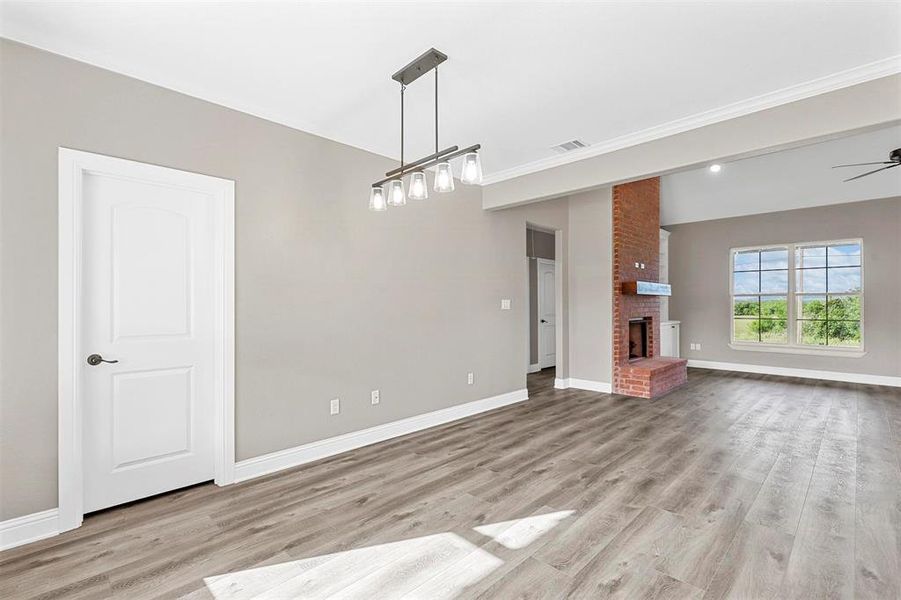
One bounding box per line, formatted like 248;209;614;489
2;368;900;599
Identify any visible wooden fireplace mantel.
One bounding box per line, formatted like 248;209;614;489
621;281;672;296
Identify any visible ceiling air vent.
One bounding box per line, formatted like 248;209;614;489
551;139;589;154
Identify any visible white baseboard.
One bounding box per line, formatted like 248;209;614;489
0;509;59;551
527;363;541;374
234;388;529;482
554;377;613;393
1;390;529;551
687;359;901;388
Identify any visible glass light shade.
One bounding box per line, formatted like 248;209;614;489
408;171;429;200
387;179;406;207
434;161;455;193
460;152;483;185
368;186;387;211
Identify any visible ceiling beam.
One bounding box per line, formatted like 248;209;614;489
482;74;901;210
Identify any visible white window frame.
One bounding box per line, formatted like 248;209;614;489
728;238;865;358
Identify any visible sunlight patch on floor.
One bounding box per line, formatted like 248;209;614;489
202;510;573;599
472;509;574;549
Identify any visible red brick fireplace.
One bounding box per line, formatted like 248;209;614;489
612;178;687;398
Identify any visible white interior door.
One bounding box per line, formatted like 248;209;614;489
538;259;556;368
81;168;218;513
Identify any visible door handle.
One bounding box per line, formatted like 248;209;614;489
541;319;548;323
87;354;118;366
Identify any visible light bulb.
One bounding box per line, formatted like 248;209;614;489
434;162;454;193
387;179;406;206
368;186;387;211
709;164;722;173
460;152;482;185
408;171;428;200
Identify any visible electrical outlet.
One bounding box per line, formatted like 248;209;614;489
467;372;474;385
640;263;645;269
371;390;380;405
501;299;511;310
330;398;340;415
634;262;640;268
696;343;701;350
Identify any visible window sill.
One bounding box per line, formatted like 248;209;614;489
729;342;866;358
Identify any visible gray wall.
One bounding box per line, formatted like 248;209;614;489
568;189;613;384
0;40;612;520
667;197;901;376
527;229;555;365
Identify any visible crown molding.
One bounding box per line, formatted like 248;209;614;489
482;55;901;186
3;35;898;189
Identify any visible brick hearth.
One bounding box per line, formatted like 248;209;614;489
612;177;687;398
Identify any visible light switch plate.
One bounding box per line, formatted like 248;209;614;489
501;299;511;310
330;398;340;415
467;372;474;385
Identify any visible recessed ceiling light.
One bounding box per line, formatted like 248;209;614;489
709;164;722;173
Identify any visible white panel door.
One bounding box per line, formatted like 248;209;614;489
538;260;556;368
81;171;216;513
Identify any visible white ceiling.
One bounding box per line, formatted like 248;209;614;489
2;1;900;181
660;125;901;226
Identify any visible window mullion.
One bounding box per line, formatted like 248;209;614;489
825;254;828;346
788;243;795;345
757;268;762;342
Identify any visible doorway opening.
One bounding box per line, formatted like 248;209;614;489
527;225;558;382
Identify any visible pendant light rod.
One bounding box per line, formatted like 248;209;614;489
372;144;480;188
435;67;439;155
384;145;458;178
399;84;405;177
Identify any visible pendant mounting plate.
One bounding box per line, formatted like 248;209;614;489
392;48;448;85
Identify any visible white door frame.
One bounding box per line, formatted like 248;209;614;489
536;258;557;369
57;148;235;532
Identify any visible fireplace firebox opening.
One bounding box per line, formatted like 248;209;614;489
629;317;651;361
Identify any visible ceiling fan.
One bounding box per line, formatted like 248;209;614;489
832;147;900;182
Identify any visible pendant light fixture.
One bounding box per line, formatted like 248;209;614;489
369;186;387;211
434;162;454;193
369;48;481;211
387;179;406;207
460;151;483;185
409;171;429;200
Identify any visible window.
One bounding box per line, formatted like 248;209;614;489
732;247;789;344
730;240;862;352
795;242;862;348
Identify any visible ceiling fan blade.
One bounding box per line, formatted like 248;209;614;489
844;163;900;182
832;161;894;168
